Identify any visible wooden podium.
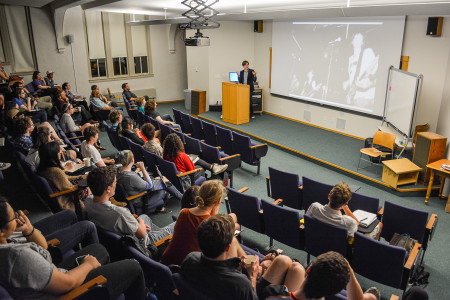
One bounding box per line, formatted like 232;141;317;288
222;82;249;125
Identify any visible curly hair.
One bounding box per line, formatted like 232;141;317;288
303;251;350;298
16;117;33;135
162;133;184;160
195;179;225;208
135;96;145;107
328;182;352;209
140;123;155;140
144;98;156;114
31;127;50;150
83;126;99;142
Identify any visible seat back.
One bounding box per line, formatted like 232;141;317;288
381;200;428;244
190;117;204;140
226;187;265;234
30;173;62;213
180;112;192;134
113;183;136;214
172;108;183;128
159;123;172;141
302;176;333;211
136;110;145;127
107;125;123;151
347;192;380;215
261;199;304;250
125;244;178;300
304;214;348;259
373;131;396;151
0;285;12;300
268;167;302;210
127;138;144;162
216;126;234;155
199;141;220;164
142;148;158;175
184;134;201;155
231;132;253;163
96;227;125;262
172;273;209;300
119;136;131;150
171;127;185;143
202;121;218;147
352;232;408;290
157;157;184;192
143;114;160;130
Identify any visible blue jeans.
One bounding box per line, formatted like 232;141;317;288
34;210;99;254
139;214;175;245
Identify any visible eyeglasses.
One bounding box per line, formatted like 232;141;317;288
7;212;19;224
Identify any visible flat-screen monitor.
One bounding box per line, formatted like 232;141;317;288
229;72;239;82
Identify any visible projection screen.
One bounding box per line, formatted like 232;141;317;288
271;16;405;117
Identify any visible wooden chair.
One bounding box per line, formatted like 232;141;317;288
357;131;396;176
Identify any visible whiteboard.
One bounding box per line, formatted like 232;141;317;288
384;67;422;137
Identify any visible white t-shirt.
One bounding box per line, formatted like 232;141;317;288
25;149;40;168
81;141;102;165
306;202;358;237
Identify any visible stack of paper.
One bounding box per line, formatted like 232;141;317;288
353;210;377;228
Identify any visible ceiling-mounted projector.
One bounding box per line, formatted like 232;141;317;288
184;29;210;46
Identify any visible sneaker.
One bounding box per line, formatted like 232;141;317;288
364;287;380;300
0;162;11;171
212;163;228;175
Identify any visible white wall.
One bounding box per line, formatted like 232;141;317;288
186;17;450;138
27;6;187;102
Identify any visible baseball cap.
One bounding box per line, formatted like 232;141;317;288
46;70;54;75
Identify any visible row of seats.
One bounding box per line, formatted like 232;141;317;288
226;170;438;293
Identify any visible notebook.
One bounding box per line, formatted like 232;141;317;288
353;210;377;228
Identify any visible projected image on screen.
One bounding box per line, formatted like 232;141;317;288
272;17;405;117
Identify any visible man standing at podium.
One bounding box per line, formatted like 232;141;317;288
238;60;257;119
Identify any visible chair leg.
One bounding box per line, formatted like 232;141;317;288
229;171;234;188
266;177;271;198
357;153;363;170
257;162;261;175
307;253;311;265
265;237;274;252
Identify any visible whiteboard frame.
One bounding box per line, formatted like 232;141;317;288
382;66;423;138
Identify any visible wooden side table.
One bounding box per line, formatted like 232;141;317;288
425;159;450;210
382;158;422;188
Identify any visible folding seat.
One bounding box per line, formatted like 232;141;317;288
114;182;164;215
215;126;234;155
266;167;303;210
183;134;201;155
179;111;193;134
200;141;240;187
302;176;333;211
172;108;183;130
232;132;268;175
202;121;218;147
190;116;204;140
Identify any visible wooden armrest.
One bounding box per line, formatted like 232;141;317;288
426;214;437;230
50;187;79;198
273;199;283;205
390;295;399;300
133;214;138;219
173;127;180;131
130;108;136;111
259;209;263;213
47;238;60;247
298;185;303;189
378;206;384;216
67;136;83;140
126;191;148;201
404;243;421;270
219;154;240;162
216;146;222;150
173;289;180;296
74;144;81;147
238;187;249;193
266;176;270;180
177;168;203;177
185;133;191;135
59;275;107;300
250;143;268;149
155;235;173;247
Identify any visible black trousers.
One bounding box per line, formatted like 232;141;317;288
57;244;146;299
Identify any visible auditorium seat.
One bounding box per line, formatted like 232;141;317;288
232;132;268;175
267;167;303;210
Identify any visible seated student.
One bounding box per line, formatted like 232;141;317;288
6;203;98;255
56;90;94;124
181;185;200;209
121;116;145;146
180;214;258;300
122;82;139;102
141;123;162;154
12;87;48;124
84;166;175;247
32;71;58;99
90;85;121;109
109;110;123;132
135;96;146;113
144;98;180;130
62;82;89;111
12;80;53;115
44;70;56;87
0;196;147;300
25;127;77;169
13;117;61;155
306;182;382;240
117;150;177;213
161;180;242;266
38;142;87;211
60;103;97;135
163;133;228;178
81;126;115;167
257;251;379;300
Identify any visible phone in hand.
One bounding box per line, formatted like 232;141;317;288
75;255;86;266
